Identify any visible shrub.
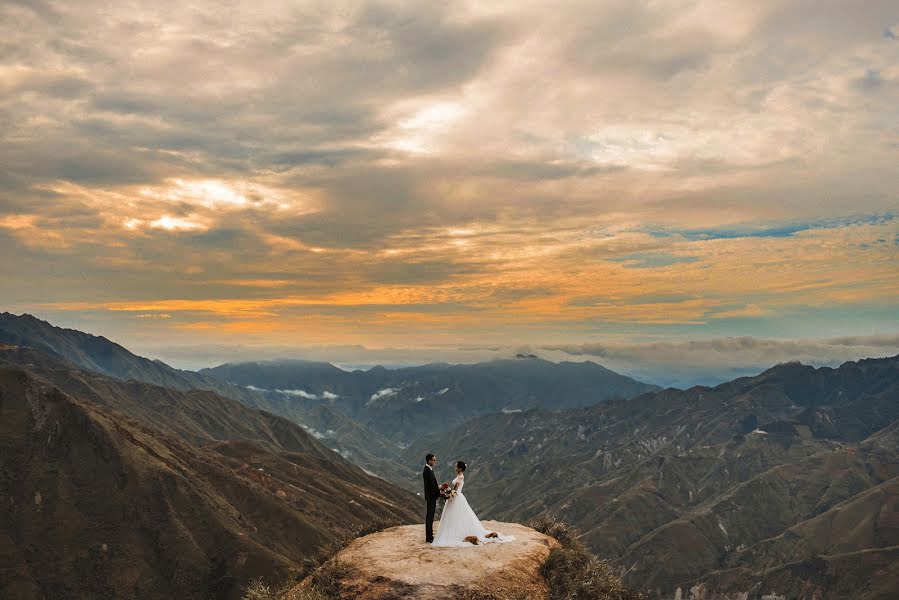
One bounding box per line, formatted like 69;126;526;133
527;515;644;600
242;578;279;600
275;517;404;600
528;514;583;548
297;517;403;581
309;559;351;598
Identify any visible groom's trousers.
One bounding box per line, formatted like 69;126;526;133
425;498;437;542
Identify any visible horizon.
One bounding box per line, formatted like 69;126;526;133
2;1;897;384
4;310;898;389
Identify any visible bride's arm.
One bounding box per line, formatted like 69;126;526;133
453;476;464;491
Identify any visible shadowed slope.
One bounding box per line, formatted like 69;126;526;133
0;366;419;600
0;343;339;460
0;314;411;483
0;312;262;404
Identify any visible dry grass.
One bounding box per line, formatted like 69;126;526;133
244;517;403;600
308;559;351;598
297;517;403;582
527;514;582;547
251;516;638;600
242;578;283;600
457;587;534;600
528;515;644;600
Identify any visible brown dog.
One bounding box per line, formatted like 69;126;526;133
464;535;480;545
486;532;499;538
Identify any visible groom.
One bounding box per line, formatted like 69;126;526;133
422;453;440;543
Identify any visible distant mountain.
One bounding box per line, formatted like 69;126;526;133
0;364;418;600
0;313;656;481
253;399;416;485
202;356;660;442
0;312;263;406
0;313;410;484
687;424;899;600
402;356;899;599
0;343;339;461
202;358;347;389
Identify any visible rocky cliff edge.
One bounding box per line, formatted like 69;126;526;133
284;521;558;599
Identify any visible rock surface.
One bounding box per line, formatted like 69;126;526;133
286;521;559;599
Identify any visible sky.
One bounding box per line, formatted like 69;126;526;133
1;1;897;386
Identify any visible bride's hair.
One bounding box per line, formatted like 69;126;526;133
456;461;467;472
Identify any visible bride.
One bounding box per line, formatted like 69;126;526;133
432;461;515;547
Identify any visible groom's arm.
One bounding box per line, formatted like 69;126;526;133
428;469;440;496
423;468;433;498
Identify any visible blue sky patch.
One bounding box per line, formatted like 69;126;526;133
644;213;895;241
607;252;700;268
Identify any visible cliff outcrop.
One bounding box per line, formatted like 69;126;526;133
285;521;558;599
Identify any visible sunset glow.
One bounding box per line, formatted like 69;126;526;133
1;0;897;383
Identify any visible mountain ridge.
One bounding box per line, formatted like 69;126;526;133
0;312;268;406
0;313;412;483
202;352;661;442
402;354;899;598
0;366;419;599
0;312;659;481
0;343;347;462
4;313;897;598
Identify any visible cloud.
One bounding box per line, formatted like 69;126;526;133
129;332;899;390
369;388;398;402
546;334;899;388
277;389;320;400
147;215;207;232
246;386;327;400
300;425;336;439
1;0;897;355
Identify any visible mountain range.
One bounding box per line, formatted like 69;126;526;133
0;338;418;599
2;311;897;599
403;355;899;598
0;313;414;484
0;312;658;487
201;356;659;443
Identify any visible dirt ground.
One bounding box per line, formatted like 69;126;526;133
289;520;559;599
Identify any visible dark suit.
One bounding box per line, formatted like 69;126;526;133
422;465;440;542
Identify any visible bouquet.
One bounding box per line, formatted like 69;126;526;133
439;482;457;502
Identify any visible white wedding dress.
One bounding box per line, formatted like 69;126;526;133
432;475;515;547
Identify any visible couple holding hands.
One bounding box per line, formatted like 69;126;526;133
422;453;514;547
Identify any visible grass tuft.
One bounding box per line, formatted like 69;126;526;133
457;588;533;600
254;517;404;600
528;514;583;548
527;515;644;600
297;517;403;582
242;578;282;600
308;559;351;598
